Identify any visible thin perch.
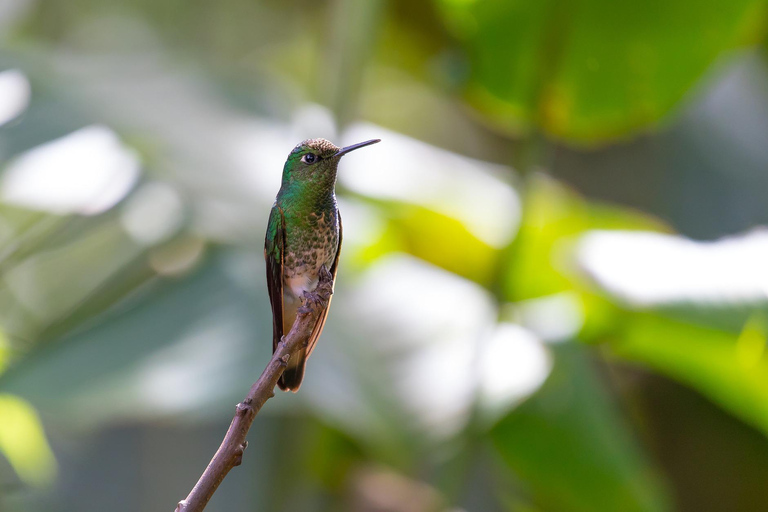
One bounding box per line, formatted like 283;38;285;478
174;266;334;512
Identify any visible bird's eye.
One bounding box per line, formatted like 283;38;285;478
301;153;317;164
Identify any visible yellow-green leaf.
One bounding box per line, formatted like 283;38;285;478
0;394;57;487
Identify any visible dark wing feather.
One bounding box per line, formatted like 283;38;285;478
264;205;286;353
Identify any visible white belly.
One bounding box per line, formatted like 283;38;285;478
285;273;318;302
282;271;320;334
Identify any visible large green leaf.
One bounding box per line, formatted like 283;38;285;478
435;0;765;143
492;344;670;512
611;312;768;437
378;201;500;286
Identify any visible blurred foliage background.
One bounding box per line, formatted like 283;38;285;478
2;0;768;510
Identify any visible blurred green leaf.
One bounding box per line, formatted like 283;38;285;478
306;422;363;492
612;312;768;437
435;0;765;143
492;344;670;512
3;217;143;322
0;394;56;487
0;329;9;375
384;201;499;286
504;175;666;303
0;248;271;427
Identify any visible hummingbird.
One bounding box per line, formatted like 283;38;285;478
265;137;380;391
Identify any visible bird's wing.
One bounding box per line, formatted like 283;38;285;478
304;211;342;360
264;205;286;353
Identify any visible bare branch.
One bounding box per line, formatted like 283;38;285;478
174;267;334;512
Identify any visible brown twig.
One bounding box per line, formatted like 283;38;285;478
174;267;334;512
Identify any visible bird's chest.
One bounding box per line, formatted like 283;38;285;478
283;213;338;297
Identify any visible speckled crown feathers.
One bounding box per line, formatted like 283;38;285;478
290;138;340;158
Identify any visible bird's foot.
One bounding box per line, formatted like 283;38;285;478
298;265;333;314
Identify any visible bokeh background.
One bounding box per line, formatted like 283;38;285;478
2;0;768;510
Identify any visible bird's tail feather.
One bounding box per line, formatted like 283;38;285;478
278;351;306;392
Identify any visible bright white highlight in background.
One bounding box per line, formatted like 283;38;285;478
309;254;552;440
510;292;585;343
478;323;552;423
121;182;184;245
577;229;768;306
229;103;338;204
1;125;141;215
0;69;31;127
350;255;493;438
341;124;520;248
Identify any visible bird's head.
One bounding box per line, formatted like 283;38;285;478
282;138;380;184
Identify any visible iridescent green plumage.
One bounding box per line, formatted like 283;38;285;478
265;137;380;391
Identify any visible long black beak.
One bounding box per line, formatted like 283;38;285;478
334;138;380;157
